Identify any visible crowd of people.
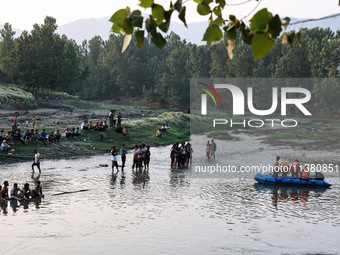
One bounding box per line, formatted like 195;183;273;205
0;180;44;201
110;144;151;174
170;142;192;169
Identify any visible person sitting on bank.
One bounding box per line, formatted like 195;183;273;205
103;121;109;130
1;140;11;153
40;129;47;142
34;129;47;145
71;128;80;137
12;130;26;145
89;121;94;130
122;127;129;136
55;130;61;142
98;122;105;132
75;127;81;136
116;125;123;134
5;132;14;148
23;129;31;140
81;120;89;130
48;132;56;143
65;128;72;138
93;122;99;131
156;129;163;137
160;125;166;132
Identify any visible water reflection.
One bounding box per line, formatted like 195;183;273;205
132;170;149;187
0;198;42;214
169;168;190;188
254;183;328;209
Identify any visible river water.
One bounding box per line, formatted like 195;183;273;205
0;134;339;254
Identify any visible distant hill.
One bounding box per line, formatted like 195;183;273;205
1;14;339;45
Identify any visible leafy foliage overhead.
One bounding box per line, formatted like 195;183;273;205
109;0;310;60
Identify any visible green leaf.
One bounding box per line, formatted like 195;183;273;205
212;16;223;26
197;3;211;16
241;28;253;45
251;33;275;60
151;4;165;25
203;24;223;42
287;31;295;44
109;8;130;28
268;14;282;39
134;30;145;48
174;0;182;12
159;10;173;32
122;34;132;53
111;24;123;34
122;20;134;34
179;6;187;27
130;10;144;28
213;6;221;17
146;17;156;32
227;28;236;40
250;8;270;32
139;0;154;8
194;0;203;3
216;0;226;9
151;33;166;49
203;0;213;4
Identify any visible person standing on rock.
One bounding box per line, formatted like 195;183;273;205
32;149;41;174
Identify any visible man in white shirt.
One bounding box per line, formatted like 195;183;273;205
32;149;41;174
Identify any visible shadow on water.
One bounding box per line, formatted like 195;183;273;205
169;168;191;188
132;170;149;188
254;183;329;209
0;198;42;214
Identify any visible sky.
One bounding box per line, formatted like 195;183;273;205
0;0;339;30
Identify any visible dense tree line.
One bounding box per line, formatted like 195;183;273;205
0;17;339;110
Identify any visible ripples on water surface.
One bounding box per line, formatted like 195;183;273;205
0;142;339;254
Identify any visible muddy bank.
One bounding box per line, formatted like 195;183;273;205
0;99;166;130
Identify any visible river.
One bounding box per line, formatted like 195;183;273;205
0;134;339;254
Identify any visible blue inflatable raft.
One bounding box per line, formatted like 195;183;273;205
254;173;331;187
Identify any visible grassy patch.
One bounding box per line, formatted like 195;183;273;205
1;112;190;163
268;131;333;140
0;84;36;109
67;100;109;110
207;131;233;140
